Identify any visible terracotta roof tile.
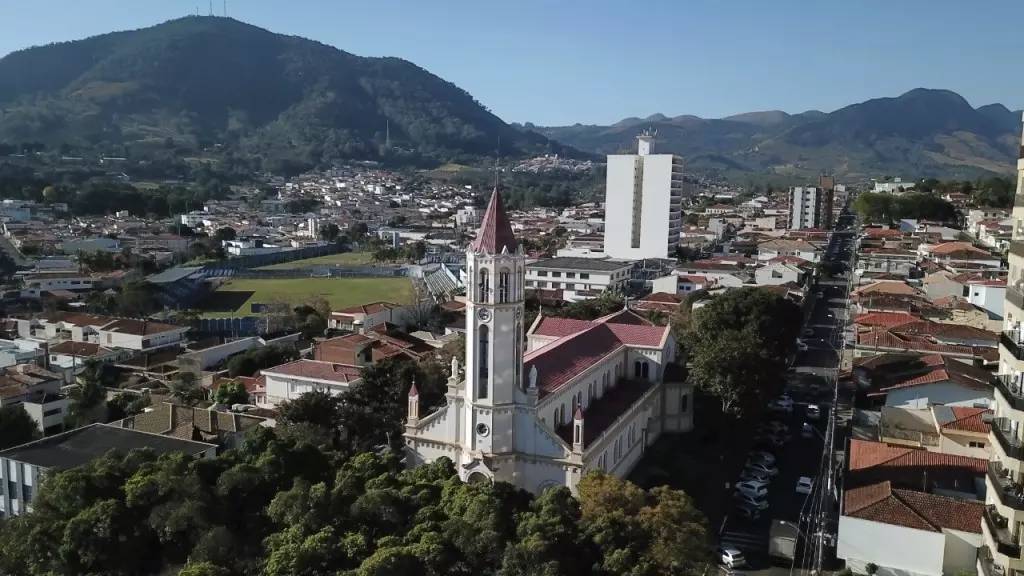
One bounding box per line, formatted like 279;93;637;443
524;324;624;398
639;292;683;304
844;481;982;533
471;187;518;254
847;439;986;491
262;359;363;384
853;312;920;328
939;407;992;434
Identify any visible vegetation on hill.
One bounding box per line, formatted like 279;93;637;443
540;89;1021;180
0;17;585;170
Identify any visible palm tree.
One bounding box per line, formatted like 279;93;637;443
74;249;89;273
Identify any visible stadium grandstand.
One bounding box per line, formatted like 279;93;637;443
147;267;209;309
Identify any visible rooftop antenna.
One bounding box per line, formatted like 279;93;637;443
223;0;227;16
494;136;501;189
385;119;390;148
208;0;212;16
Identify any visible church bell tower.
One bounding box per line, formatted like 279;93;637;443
463;186;525;454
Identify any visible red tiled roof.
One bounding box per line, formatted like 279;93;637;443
533;317;594;338
940;407;992;434
847;439;986;491
594;309;653;326
844;481;982;533
605;323;667;347
338;301;400;315
853;312;920;328
262;359;363;384
768;256;809;264
471;187;518;254
48;341;116;357
524;323;625;397
639;292;682;304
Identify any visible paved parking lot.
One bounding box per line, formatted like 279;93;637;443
716;218;858;569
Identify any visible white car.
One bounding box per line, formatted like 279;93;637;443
739;469;771;485
806;404;821;420
748;451;776;466
733;491;769;510
744;461;779;477
796;341;809;352
715;546;747;568
796;477;814;495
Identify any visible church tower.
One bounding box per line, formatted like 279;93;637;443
463;186;526;455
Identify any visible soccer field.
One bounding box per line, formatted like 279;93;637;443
256;252;374;270
198;277;415;317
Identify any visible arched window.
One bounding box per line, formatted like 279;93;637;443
576;391;582;410
681;393;688;413
515;321;522;385
498;268;510;303
560;404;566;425
478;268;490;302
477;325;489;399
634;360;642;378
571;395;578;415
641;362;650;380
588;383;593;404
553;409;558;424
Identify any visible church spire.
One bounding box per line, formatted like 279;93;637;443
471;187;517;254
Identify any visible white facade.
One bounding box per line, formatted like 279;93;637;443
755;263;805;286
965;282;1005;320
602;135;684;260
20;276;97;299
884;382;993;410
838;515;979;576
262;360;362;406
405;190;693;495
789;186;832;230
524;258;632;301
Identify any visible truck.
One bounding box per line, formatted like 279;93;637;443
769;520;800;563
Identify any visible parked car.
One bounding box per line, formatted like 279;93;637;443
803;328;814;337
733;502;761;520
808;382;822;395
806;404;821;420
816;291;824;298
739;468;771;485
748;451;776;466
744;461;779;477
801;423;814;439
796;340;809;352
796;477;814;495
754;432;790;448
759;421;789;435
735;480;770;498
733;491;769;510
715;546;747;568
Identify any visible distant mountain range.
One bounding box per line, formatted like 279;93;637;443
537;89;1022;180
0;17;582;167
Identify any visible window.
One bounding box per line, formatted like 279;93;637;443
498;268;510;303
580;273;590;279
537;271;548;277
478;269;490;302
565;283;575;290
539;281;548;288
22;484;31;502
681;394;688;413
526;280;535;287
477;326;489;399
634;360;642;378
969;441;985;448
560;404;566;425
571;395;578;415
641;362;650;380
553;271;562;278
771;270;783;279
567;272;576;278
42;408;61;417
588;383;593;404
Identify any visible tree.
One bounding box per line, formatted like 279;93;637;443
67;360;109;427
0;404;40;449
214;380;249;406
684;287;801;417
347;222;369;242
318;223;341;242
214;227;237;243
277;389;344;448
169;372;205;406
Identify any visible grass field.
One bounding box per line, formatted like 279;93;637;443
198;277;415;318
256;252;374;270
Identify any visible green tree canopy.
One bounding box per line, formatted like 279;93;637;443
0;404;40;449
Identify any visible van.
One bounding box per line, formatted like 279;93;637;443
735;480;769;498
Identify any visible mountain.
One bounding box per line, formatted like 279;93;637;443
540;89;1023;179
0;17;579;166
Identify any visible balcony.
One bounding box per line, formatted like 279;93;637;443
996;375;1024;412
1003;332;1024;361
1010;285;1024;313
979;546;1008;576
1011;241;1024;259
986;504;1023;558
993;418;1024;461
990;461;1024;511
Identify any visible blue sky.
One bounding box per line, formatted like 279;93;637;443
1;0;1020;126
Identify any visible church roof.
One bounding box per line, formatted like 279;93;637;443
471;187;518;254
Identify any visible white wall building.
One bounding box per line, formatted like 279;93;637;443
404;188;693;495
525;257;633;302
602;133;684;260
262;359;363;406
789;186;833;230
16;313;189;352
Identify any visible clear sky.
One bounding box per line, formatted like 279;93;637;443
1;0;1020;126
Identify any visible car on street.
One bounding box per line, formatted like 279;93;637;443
759;421;789;435
816;291;824;298
806;404;820;419
748;450;776;466
801;423;814;439
803;328;814;337
732;503;760;521
739;468;771;485
808;382;822;395
744;461;779;477
768;400;793;414
715;546;747;568
733;491;770;510
796;477;814;495
796;340;809;351
754;432;790;448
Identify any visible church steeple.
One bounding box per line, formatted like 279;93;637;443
471;187;517;254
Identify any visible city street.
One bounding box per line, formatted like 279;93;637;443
717;214;858;570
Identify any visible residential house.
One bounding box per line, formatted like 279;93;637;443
651;274;716;296
857;248;919;279
921;242;1002;270
852;353;995;408
328;302;415;331
633;292;682;313
109;403;271;448
878;405;992;458
673;260;749;287
756;239;820;263
0;424;217;516
16;312;189;352
0;364;71;435
755;261;808;286
314;328;434;366
262;359;363;406
46;341;131;383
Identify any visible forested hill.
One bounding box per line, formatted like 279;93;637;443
0;16;581;168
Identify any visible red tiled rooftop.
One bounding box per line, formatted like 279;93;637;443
262;359;363;383
847;439;986;491
853;312;920;328
524;324;625;397
844;481;982;533
555;378;655;448
338;301;400;315
940;407;992;434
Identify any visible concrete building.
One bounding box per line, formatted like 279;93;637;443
602;132;684;260
0;424;217;517
0;364;71;435
525;257;633;302
16;312;190;353
404;187;692;495
789;186;833;230
262;359;363;406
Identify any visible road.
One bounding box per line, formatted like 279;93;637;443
718;213;859;572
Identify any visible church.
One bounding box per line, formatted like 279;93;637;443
403;187;694;494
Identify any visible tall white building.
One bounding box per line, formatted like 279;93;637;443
789;186;833;230
602;133;685;260
404;187;693;495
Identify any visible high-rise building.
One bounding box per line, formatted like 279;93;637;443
602;133;685;260
985;112;1024;576
789;184;834;230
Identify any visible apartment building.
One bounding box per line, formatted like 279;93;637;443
15;313;190;352
602;132;684;260
789;185;834;230
0;364;70;435
984;112;1024;576
525;257;633;302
